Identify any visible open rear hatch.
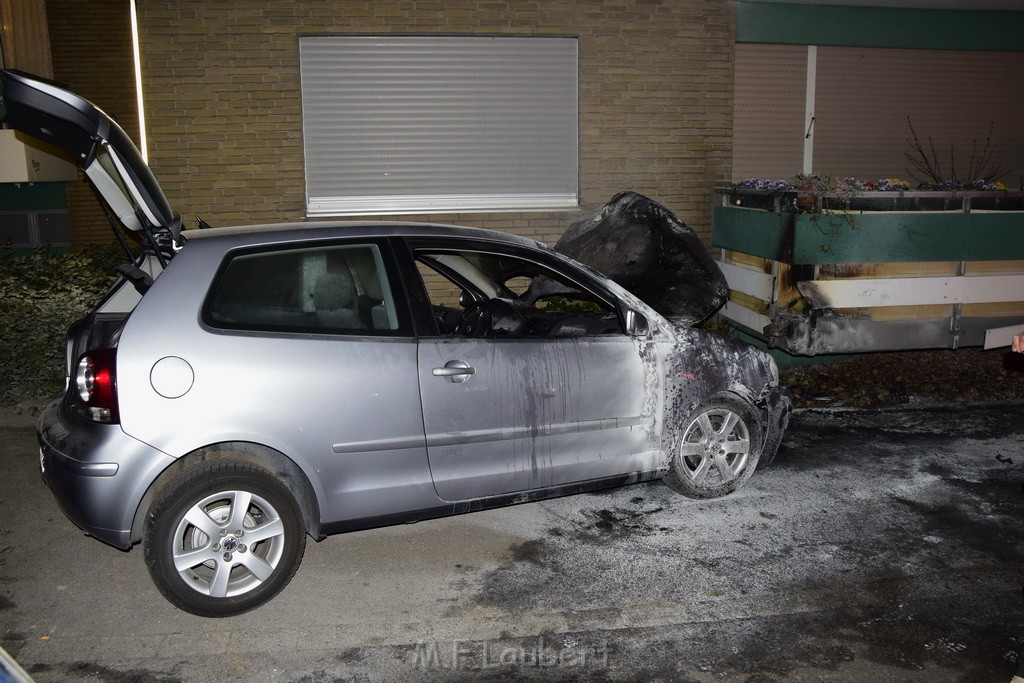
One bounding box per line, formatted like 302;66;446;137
0;69;181;264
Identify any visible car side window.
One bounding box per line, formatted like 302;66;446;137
415;250;622;338
205;243;403;334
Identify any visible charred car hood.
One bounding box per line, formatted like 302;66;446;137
0;69;180;242
539;192;730;325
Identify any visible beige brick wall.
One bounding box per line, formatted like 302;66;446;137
47;0;139;246
52;1;735;246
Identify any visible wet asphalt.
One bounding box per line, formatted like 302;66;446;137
1;402;1022;682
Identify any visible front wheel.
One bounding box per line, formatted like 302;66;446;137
143;460;306;617
664;395;763;499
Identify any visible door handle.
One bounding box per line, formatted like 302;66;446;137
432;360;476;383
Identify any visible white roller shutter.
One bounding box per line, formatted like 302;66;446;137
814;47;1024;182
299;35;579;216
733;44;807;180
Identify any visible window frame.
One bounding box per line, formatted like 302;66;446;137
406;241;626;339
200;238;414;338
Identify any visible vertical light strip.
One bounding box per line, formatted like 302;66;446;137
802;45;817;174
129;0;148;162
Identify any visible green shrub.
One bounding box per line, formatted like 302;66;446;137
0;245;124;405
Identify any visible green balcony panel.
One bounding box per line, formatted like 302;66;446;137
713;206;1024;265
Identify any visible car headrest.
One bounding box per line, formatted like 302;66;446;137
311;272;355;310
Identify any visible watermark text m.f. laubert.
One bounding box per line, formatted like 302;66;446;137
412;637;609;670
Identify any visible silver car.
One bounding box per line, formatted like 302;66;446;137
3;69;790;617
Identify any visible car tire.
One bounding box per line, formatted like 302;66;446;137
663;395;763;499
143;459;306;617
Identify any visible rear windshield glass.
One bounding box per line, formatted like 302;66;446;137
204;243;405;335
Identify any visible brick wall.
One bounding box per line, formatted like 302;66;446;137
53;1;735;246
47;0;139;246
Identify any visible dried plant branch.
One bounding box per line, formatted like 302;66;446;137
904;116;943;184
968;122;1003;182
904;116;1009;186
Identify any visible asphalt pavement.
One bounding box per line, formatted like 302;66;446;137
1;402;1023;682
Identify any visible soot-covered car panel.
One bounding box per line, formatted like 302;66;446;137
3;69;790;617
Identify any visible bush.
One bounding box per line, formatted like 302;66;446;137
0;245;124;405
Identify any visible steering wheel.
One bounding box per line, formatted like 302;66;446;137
453;299;493;338
487;298;527;336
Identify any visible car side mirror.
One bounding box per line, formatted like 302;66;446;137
624;308;650;337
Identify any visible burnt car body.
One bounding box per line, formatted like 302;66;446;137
1;69;790;616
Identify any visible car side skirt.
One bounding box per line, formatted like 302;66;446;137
318;469;663;537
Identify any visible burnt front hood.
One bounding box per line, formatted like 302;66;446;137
0;69;180;241
532;192;730;325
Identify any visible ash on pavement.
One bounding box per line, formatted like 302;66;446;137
1;404;1022;681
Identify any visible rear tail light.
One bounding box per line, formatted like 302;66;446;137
73;349;119;423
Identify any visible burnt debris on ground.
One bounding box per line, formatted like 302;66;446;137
781;346;1024;408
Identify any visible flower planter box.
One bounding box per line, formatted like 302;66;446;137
712;188;1024;355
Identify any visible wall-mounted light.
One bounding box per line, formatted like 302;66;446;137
130;0;148;163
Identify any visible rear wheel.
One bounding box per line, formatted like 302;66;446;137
664;395;763;499
143;460;306;617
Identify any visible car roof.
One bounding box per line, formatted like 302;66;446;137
180;221;550;252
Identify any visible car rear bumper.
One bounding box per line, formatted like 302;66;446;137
37;398;174;549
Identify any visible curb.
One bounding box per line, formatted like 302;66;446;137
792;397;1024;414
0;403;45;432
0;414;39;432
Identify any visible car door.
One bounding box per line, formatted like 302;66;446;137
411;242;659;502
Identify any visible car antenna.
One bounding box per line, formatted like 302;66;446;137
195;215;214;230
